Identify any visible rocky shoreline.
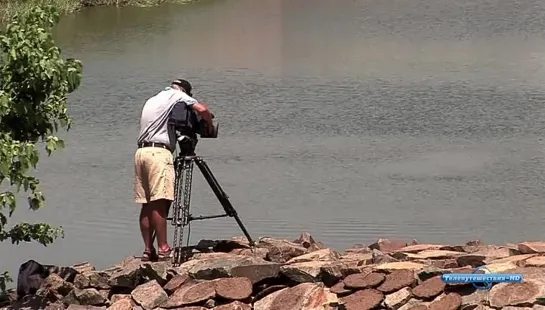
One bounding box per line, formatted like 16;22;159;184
4;233;545;310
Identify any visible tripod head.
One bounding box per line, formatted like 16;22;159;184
177;135;197;157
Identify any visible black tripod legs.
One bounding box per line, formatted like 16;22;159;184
169;156;256;266
193;158;256;247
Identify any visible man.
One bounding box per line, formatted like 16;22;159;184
134;79;215;261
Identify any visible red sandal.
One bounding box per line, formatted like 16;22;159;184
157;247;173;261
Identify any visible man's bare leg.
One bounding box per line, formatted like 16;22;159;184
149;199;171;253
139;203;154;253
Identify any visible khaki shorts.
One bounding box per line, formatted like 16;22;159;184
134;147;175;204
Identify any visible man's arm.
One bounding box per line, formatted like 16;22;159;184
191;102;215;135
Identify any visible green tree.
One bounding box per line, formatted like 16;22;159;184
0;5;83;295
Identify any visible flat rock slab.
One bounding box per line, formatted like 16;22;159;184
286;248;340;264
518;241;545;254
253;283;337;310
163;274;190;295
177;253;278;281
428;293;462;310
377;269;416;293
340;289;384;310
489;280;544;307
394;244;445;253
279;260;331;283
257;237;308;263
373;262;426;271
487;254;537;266
412;276;445;299
214;301;252;310
213;277;253;300
107;299;132;310
343;272;385;289
162;280;216;308
384;287;412;309
524;256;545;267
329;281;352;295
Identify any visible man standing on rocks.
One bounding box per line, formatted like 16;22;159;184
134;79;215;261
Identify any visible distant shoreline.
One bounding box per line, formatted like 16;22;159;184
0;0;195;24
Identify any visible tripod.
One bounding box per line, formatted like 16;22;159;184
166;137;256;266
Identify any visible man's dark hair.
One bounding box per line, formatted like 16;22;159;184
172;79;193;97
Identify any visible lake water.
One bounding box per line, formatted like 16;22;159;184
2;0;545;278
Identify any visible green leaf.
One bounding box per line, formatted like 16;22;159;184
0;4;82;283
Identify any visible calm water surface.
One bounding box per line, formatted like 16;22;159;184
2;0;545;277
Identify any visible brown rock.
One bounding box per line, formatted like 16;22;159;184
74;274;90;289
384;287;412;309
339;252;373;265
66;306;107;310
329;281;351;295
72;262;96;274
107;258;142;289
412;276;445;299
293;232;323;250
140;262;170;286
377;269;417;293
369;239;407;253
213;277;253;300
414;258;458;269
373;262;426;271
44;303;65;310
428;293;462;310
230;262;280;284
109;294;130;304
394;244;445;253
214;301;252;310
63;288;107;306
178;253;279;282
279;260;330;283
162;280;216;308
489;280;544;307
343;272;385;289
525;256;545;267
486;254;536;266
229;247;269;259
405;305;428;310
371;249;399;264
258;237;308;263
253;283;337;310
455;254;487;267
461;289;489;309
163;274;190;295
340;289;384;310
130;280;168;310
107;298;132;310
402;250;462;260
37;273;75;296
344;245;371;254
519;241;545;254
286;248;340;264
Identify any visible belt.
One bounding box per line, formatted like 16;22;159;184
138;142;172;152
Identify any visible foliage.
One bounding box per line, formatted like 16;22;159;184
0;5;82;294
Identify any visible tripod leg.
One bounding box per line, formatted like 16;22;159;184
194;158;256;246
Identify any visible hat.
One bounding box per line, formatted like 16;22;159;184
172;79;192;96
